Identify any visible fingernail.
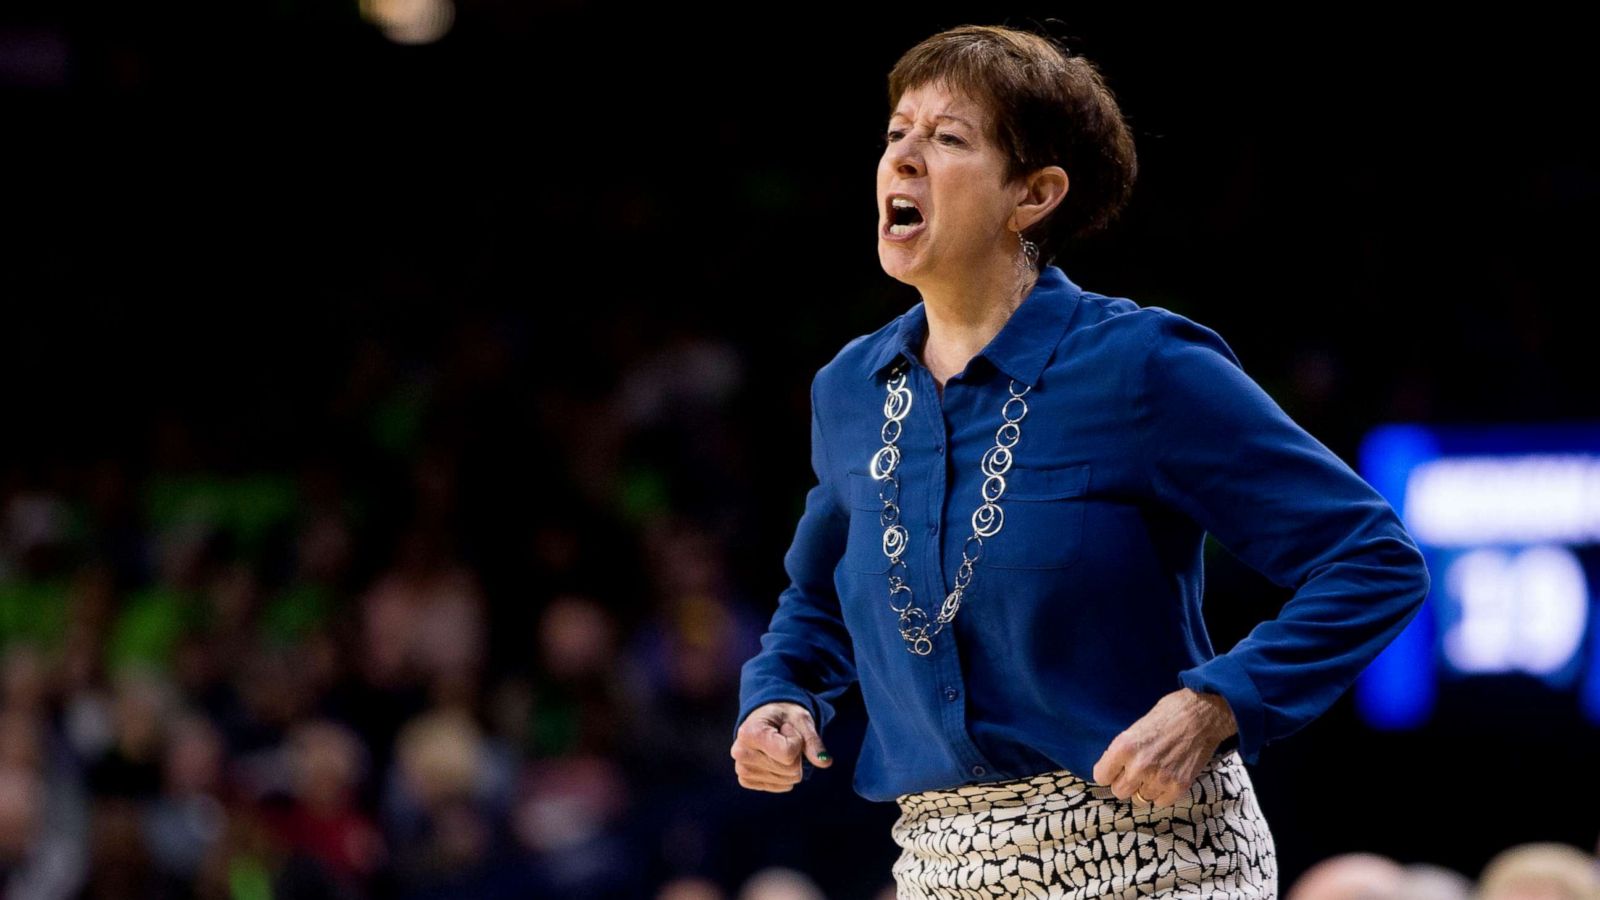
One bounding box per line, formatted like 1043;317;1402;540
818;752;831;762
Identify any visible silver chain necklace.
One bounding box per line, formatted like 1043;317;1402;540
870;361;1031;656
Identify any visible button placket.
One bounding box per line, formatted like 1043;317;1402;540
915;366;950;612
914;367;1000;783
930;594;999;782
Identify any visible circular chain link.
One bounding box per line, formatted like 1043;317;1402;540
873;362;1030;656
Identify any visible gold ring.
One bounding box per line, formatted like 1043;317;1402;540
1133;790;1150;803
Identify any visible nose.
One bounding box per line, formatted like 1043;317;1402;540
886;135;924;177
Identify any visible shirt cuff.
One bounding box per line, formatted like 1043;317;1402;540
1178;653;1266;765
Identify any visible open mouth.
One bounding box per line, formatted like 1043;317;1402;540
883;195;926;240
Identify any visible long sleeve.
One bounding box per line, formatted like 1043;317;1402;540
733;375;858;775
1133;310;1431;764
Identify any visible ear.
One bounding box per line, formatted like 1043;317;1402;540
1011;165;1069;234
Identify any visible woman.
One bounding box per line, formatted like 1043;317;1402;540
731;24;1430;898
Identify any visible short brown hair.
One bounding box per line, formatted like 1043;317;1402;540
887;24;1138;270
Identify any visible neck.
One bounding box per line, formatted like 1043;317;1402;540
917;255;1038;385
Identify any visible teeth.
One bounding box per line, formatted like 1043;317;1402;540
889;223;921;235
891;198;916;209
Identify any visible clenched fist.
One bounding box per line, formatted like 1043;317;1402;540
731;701;832;791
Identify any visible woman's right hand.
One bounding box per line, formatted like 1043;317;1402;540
731;701;833;791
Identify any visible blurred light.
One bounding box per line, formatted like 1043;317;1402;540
1405;453;1600;546
359;0;455;45
1441;546;1588;676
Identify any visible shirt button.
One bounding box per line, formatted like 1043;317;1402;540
943;687;958;701
971;765;986;777
936;444;945;455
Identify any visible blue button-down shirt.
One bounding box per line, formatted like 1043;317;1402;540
735;264;1431;803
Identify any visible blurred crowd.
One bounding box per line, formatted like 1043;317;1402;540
0;318;820;898
1285;846;1600;900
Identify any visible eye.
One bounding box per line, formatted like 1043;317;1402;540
882;129;904;145
936;132;965;146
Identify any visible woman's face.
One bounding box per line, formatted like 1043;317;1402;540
877;80;1020;287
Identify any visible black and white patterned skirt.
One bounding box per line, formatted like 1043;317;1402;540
891;748;1277;898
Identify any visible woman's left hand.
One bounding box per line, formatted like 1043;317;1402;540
1091;687;1239;807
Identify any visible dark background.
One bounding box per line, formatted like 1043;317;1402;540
3;4;1596;898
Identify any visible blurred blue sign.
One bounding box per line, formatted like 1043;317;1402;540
1355;423;1600;729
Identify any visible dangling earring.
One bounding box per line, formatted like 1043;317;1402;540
1016;229;1039;269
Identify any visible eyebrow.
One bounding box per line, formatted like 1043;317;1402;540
888;112;976;128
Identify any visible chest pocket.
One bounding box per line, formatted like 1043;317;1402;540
843;471;894;574
975;462;1092;570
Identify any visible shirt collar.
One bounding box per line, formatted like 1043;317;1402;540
867;264;1083;388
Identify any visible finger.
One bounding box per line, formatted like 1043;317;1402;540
748;721;801;770
1156;775;1194;807
736;754;800;781
1092;736;1131;786
1109;760;1146;800
735;763;797;792
733;739;799;778
778;720;806;766
791;712;832;767
735;760;799;788
738;777;796;793
771;721;803;764
1136;771;1184;806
